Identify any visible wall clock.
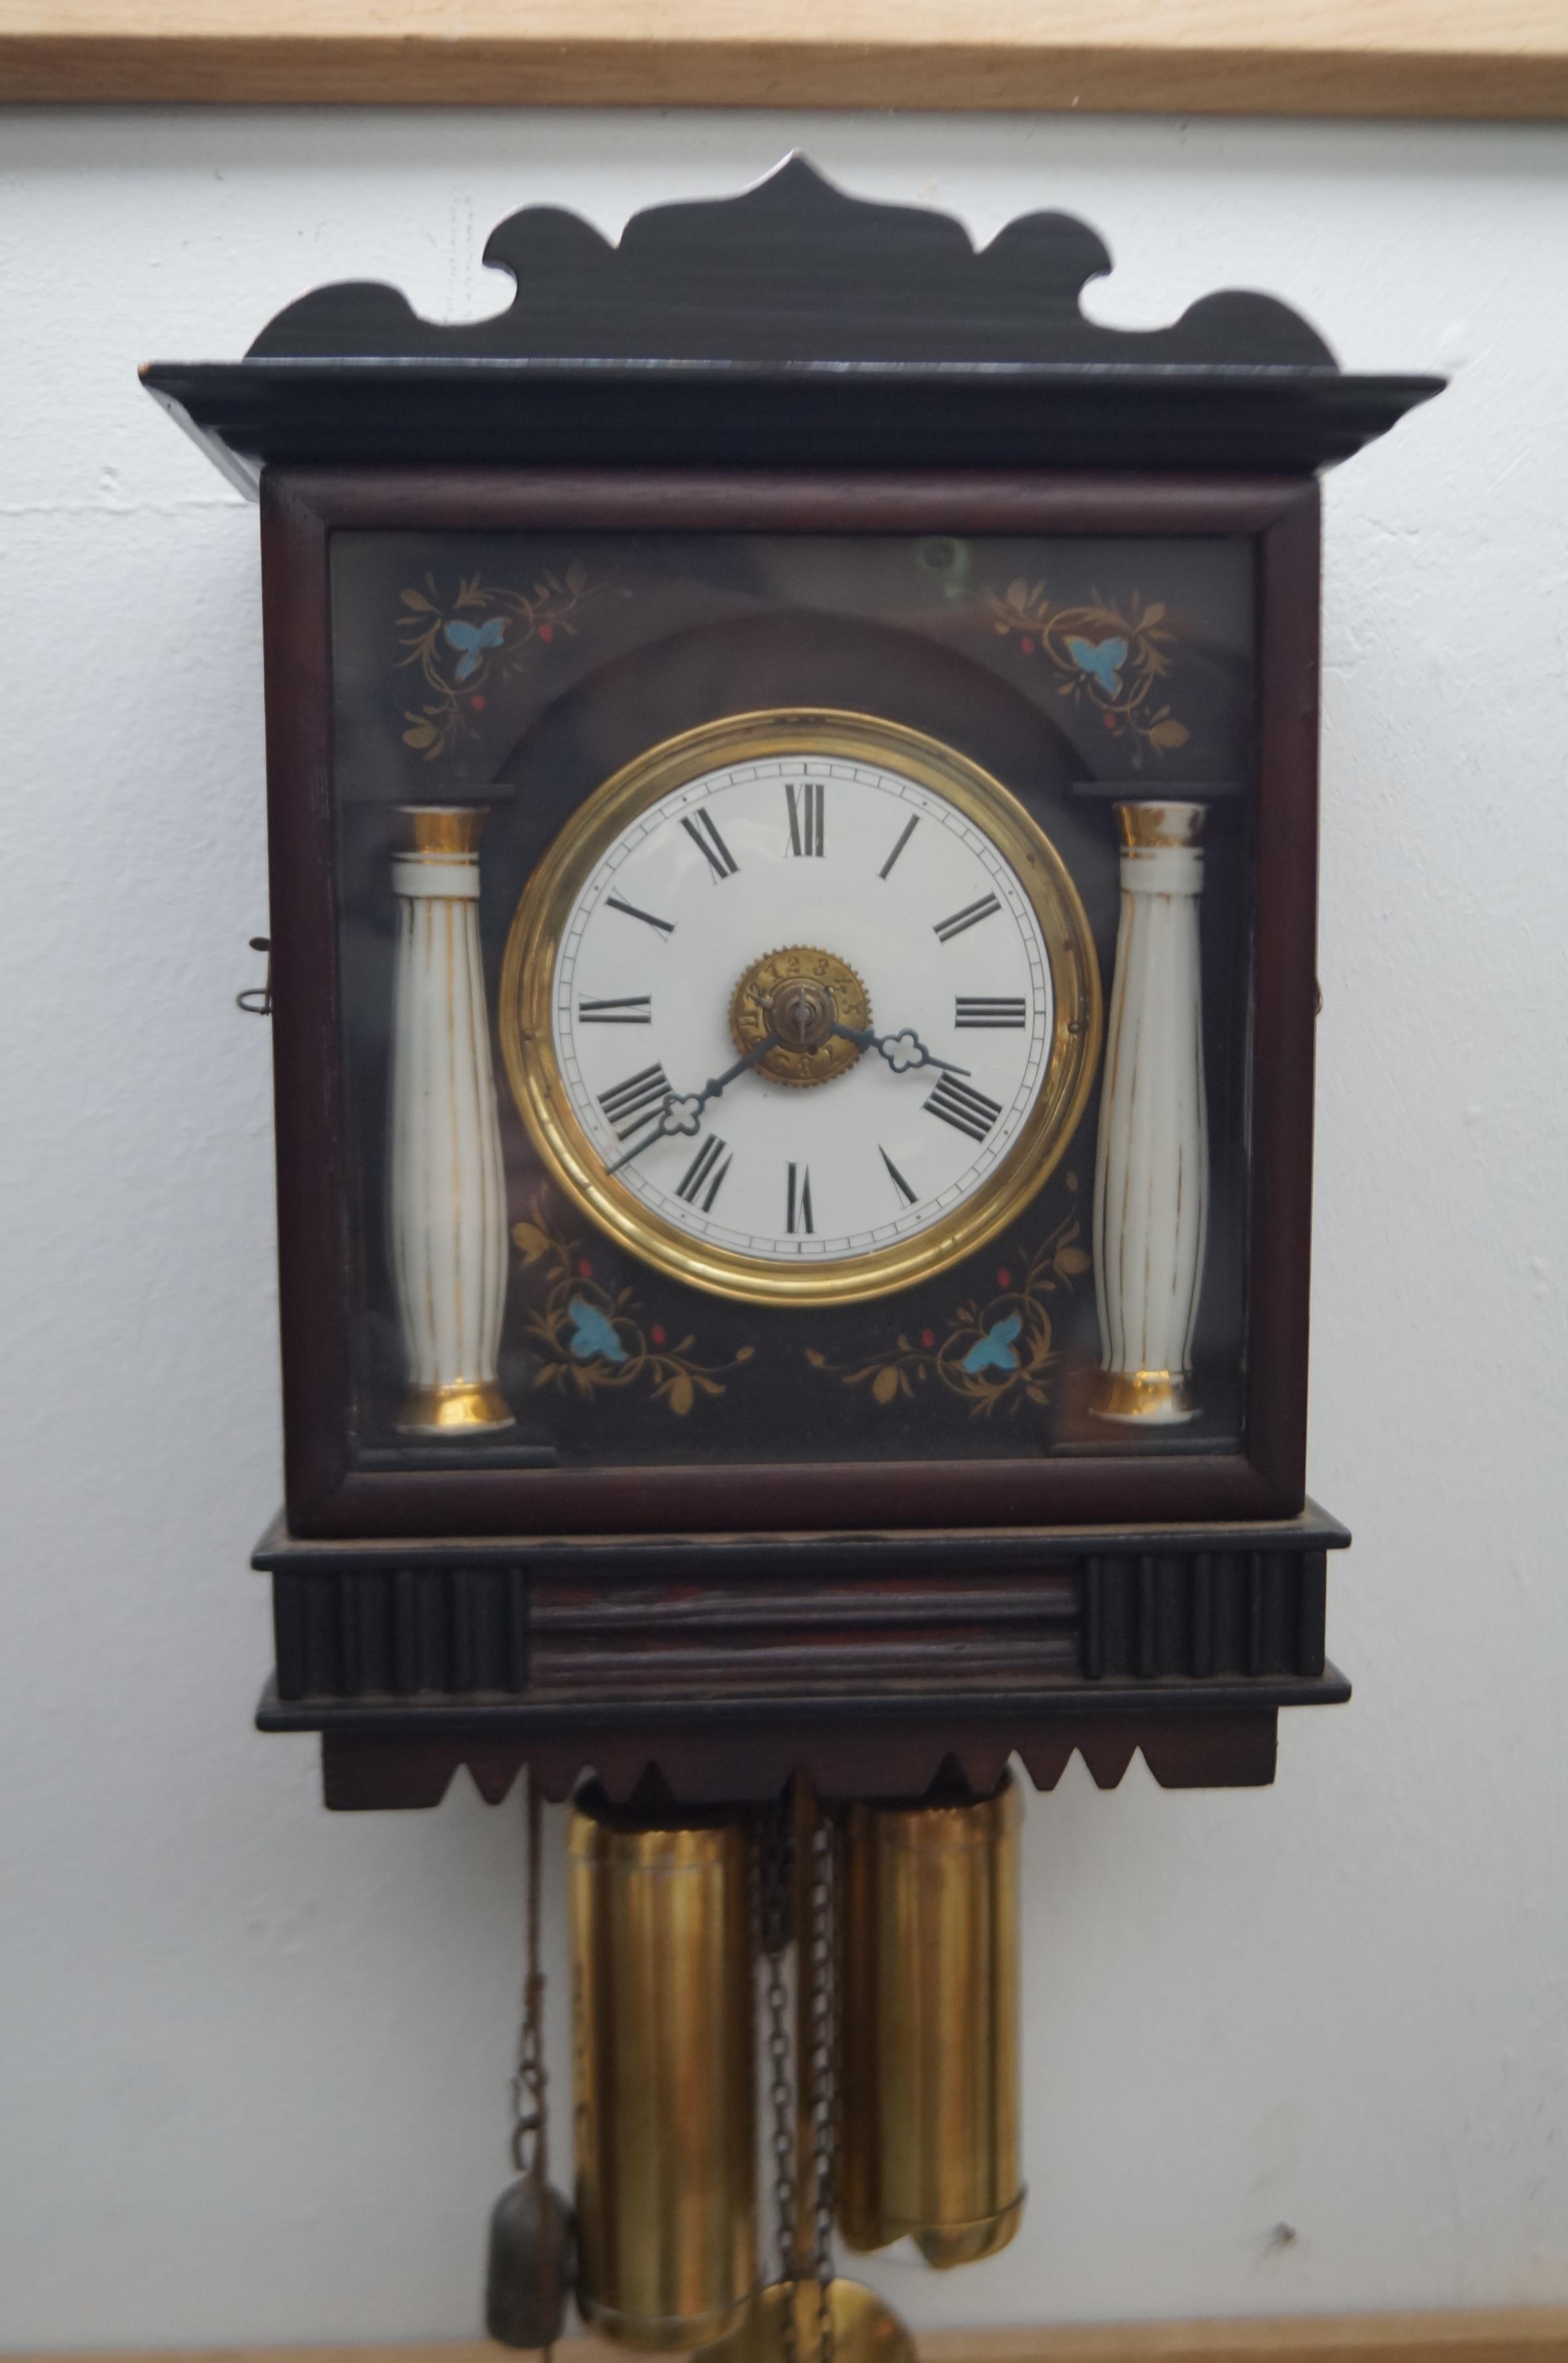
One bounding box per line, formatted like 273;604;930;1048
146;157;1440;2359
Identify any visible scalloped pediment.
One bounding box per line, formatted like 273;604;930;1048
248;153;1337;370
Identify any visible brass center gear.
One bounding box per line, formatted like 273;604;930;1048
729;946;870;1088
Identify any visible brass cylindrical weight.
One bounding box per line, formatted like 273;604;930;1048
837;1774;1024;2268
568;1789;756;2350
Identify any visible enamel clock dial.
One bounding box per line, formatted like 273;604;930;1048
501;711;1100;1305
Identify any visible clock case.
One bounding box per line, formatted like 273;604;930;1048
145;159;1438;1808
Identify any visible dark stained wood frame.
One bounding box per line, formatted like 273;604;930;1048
311;1705;1297;1809
260;466;1321;1541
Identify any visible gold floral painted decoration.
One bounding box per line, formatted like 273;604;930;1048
805;1188;1091;1417
512;1193;753;1415
985;579;1189;766
398;563;620;760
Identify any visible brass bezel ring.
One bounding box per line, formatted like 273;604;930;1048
498;709;1102;1307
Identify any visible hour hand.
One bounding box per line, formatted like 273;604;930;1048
605;1091;703;1176
833;1023;969;1078
606;1031;781;1174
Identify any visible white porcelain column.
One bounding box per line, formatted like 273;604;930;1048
387;804;514;1435
1091;800;1208;1424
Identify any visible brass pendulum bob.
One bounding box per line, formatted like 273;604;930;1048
705;1784;914;2363
720;2278;915;2363
486;1775;576;2350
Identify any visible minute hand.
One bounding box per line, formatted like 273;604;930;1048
606;1030;783;1175
833;1023;969;1079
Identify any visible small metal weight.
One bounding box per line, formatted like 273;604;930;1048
485;1770;575;2351
486;2173;576;2350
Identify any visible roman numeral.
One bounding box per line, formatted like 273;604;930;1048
579;995;652;1025
880;1146;918;1207
934;893;1001;943
879;815;919;879
786;1162;814;1235
681;809;739;881
924;1072;1003;1143
606;893;674;936
786;778;825;857
955;995;1026;1029
675;1134;732;1211
599;1062;671;1140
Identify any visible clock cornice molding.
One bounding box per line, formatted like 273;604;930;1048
141;158;1440;493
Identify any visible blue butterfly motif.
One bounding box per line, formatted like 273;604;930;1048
961;1311;1022;1376
566;1295;628;1365
444;615;507;681
1066;634;1127;697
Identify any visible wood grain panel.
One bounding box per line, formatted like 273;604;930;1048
6;1;1568;115
922;2317;1568;2363
11;2311;1568;2363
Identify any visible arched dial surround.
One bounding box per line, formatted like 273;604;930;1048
500;711;1101;1307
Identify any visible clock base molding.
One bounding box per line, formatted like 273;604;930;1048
252;1503;1349;1809
301;1695;1338;1811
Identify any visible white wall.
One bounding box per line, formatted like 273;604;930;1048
1;105;1565;2349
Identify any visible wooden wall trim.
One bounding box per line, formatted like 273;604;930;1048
6;1;1568;115
921;2315;1568;2362
10;2313;1568;2363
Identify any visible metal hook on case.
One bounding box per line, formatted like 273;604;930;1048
236;937;272;1016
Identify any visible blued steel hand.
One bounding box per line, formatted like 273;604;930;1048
832;1024;969;1078
607;1030;783;1174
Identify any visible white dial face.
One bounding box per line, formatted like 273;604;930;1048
550;752;1055;1271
